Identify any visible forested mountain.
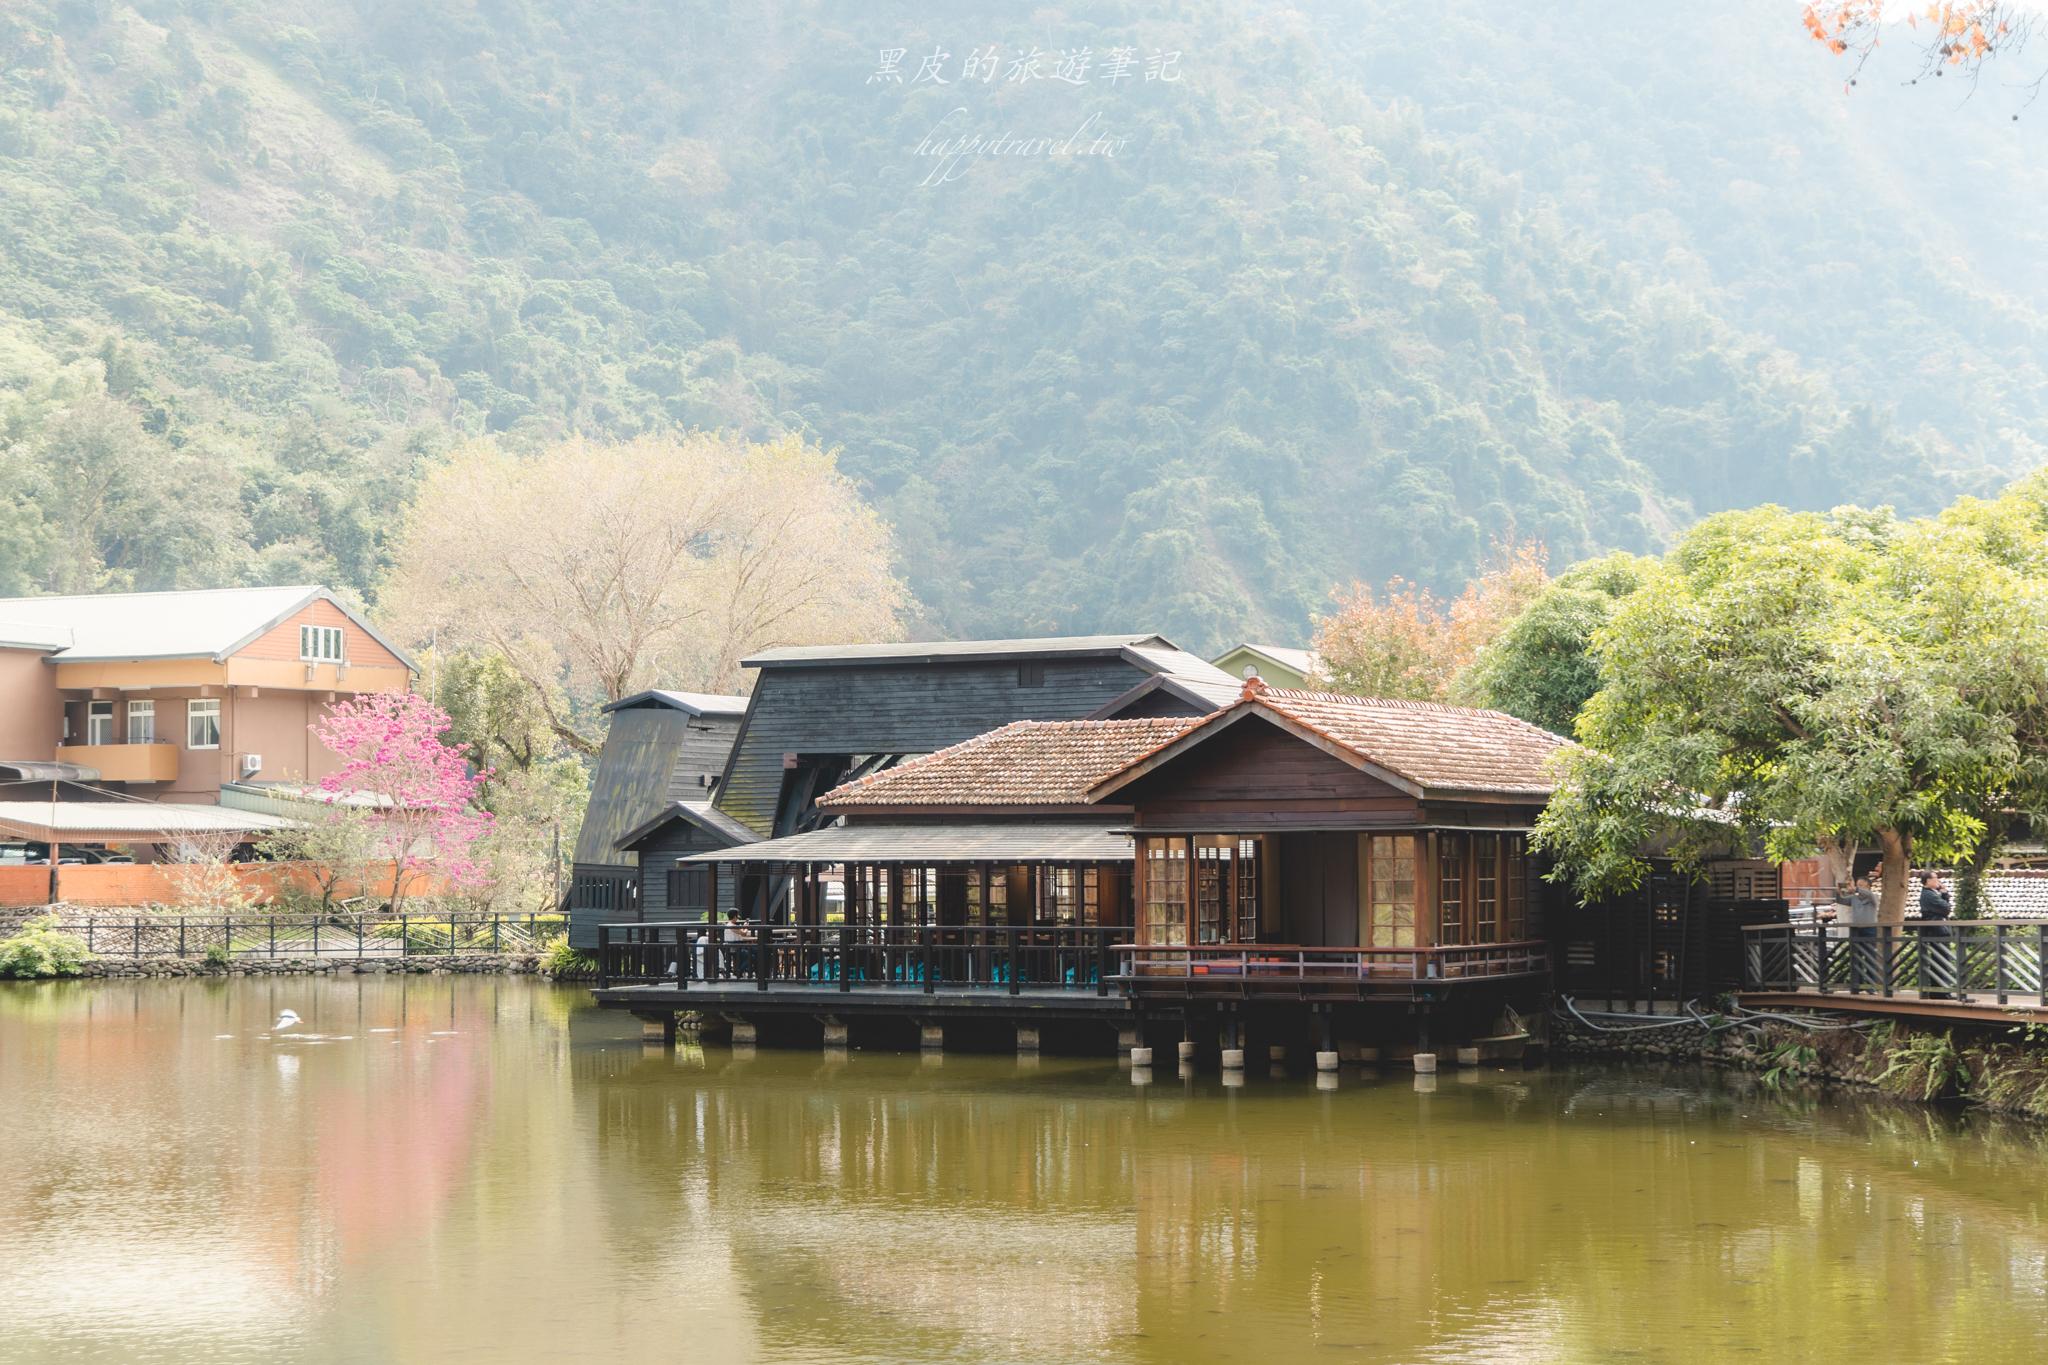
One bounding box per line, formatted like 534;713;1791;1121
2;0;2044;653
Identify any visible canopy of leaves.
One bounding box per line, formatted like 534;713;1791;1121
1535;483;2048;919
1458;553;1651;736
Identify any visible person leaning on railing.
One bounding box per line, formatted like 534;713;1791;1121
1832;876;1879;993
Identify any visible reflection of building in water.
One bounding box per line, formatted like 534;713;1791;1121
578;1049;1141;1361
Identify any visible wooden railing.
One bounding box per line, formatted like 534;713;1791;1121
596;923;1548;1000
23;913;567;959
1114;940;1549;999
597;921;1133;995
1743;920;2048;1003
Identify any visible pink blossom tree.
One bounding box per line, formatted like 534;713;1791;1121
314;692;494;915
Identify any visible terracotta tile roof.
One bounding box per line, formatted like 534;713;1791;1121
816;718;1196;809
1252;686;1567;795
1097;679;1569;800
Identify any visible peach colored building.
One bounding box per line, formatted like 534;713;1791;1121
0;585;414;804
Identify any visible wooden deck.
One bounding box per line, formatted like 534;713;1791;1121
593;979;1132;1019
1740;988;2048;1024
1742;921;2048;1025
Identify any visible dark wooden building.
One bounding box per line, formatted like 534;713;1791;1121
568;689;747;948
714;635;1240;841
598;679;1564;1055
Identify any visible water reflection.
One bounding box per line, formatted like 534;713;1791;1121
2;978;2047;1364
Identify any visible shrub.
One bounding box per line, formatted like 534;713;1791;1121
0;916;92;979
203;943;232;967
1876;1029;1970;1102
541;933;595;976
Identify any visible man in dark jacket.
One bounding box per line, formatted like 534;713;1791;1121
1918;871;1957;999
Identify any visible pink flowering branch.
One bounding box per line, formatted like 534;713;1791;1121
315;693;495;908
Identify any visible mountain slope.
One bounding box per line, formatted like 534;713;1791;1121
0;0;2042;651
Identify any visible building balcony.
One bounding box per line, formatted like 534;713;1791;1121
56;741;182;783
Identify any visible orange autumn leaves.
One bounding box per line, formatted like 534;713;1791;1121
1803;2;2008;66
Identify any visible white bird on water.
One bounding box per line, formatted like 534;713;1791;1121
273;1010;302;1032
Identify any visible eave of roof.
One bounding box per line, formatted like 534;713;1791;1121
679;821;1133;864
601;689;751;717
615;801;760;852
741;633;1175;670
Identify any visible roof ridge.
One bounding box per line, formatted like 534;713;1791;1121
0;583;318;606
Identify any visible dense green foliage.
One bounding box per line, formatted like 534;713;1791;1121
0;915;91;978
1459;553;1650;736
1535;477;2048;920
2;1;2044;648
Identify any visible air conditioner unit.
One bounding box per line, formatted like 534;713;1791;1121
240;753;262;776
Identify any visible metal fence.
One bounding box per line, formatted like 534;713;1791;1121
28;914;568;960
1743;920;2048;1003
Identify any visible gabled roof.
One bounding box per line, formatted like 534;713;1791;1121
0;585;416;669
816;718;1196;811
681;822;1131;864
1214;642;1318;679
1089;679;1568;802
601;689;750;717
616;800;759;851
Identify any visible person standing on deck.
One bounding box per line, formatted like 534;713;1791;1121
1918;871;1956;999
1832;876;1880;993
722;910;755;978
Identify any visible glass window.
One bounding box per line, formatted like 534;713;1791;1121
86;701;114;746
1503;836;1529;940
187;699;221;749
1082;867;1101;927
1474;836;1500;943
1194;841;1229;944
127;699;155;744
1233;839;1261;942
1437;833;1466;946
1046;866;1080;925
1368;835;1418;948
300;625;345;663
1142;839;1189;946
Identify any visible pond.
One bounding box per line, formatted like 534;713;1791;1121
2;976;2045;1364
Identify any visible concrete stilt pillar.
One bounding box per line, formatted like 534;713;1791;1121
1268;1045;1287;1064
1016;1026;1041;1054
1117;1027;1142;1054
1130;1046;1154;1066
1220;1048;1246;1070
1177;1040;1197;1063
821;1019;849;1049
1412;1051;1437;1075
640;1014;677;1046
1455;1046;1481;1067
1315;1050;1339;1072
1357;1046;1381;1065
1337;1041;1363;1064
919;1023;944;1052
730;1021;758;1046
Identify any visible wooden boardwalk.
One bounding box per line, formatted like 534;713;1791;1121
593;979;1133;1020
1740;987;2048;1025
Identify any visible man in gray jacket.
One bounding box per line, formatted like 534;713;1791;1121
1832;875;1880;992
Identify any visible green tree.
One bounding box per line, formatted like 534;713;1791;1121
1457;552;1651;735
1534;503;2043;926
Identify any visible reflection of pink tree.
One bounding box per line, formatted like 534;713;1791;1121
315;693;492;914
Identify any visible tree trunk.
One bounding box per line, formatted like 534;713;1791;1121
1955;825;2006;921
1875;827;1912;927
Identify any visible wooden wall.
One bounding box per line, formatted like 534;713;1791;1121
716;656;1174;837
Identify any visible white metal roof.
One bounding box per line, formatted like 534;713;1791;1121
0;801;300;842
680;821;1133;864
0;585;416;669
601;689;751;717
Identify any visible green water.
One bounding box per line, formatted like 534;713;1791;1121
2;977;2046;1364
